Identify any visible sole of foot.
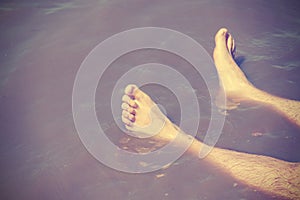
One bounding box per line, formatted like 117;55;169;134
121;84;175;141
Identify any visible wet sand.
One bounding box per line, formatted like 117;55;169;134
0;0;300;199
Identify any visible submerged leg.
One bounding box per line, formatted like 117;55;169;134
121;84;300;199
213;28;300;127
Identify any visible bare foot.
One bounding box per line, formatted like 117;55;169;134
121;84;176;141
213;28;255;110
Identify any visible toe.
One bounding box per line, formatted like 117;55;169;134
122;115;133;126
124;84;149;101
128;114;135;122
227;33;235;56
125;125;134;131
215;27;228;43
122;110;135;122
232;37;236;57
124;84;138;96
121;102;136;115
218;27;228;35
121;102;129;110
227;34;232;50
122;109;129;118
122;95;138;108
122;94;132;103
127;107;136;115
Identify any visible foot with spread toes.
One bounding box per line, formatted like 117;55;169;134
121;84;178;141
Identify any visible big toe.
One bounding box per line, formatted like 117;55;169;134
124;84;137;96
215;28;228;44
124;84;149;101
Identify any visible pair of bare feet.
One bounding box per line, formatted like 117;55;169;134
120;28;300;199
121;28;257;141
121;27;300;137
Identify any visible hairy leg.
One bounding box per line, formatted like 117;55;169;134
121;84;300;199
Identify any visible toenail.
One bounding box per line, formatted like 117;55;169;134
126;121;133;126
130;100;138;108
129;115;135;122
129;107;136;115
219;27;228;33
121;103;129;109
125;84;137;95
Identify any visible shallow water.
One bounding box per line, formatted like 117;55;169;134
0;0;300;199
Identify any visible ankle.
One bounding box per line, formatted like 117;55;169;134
229;84;260;102
155;119;178;142
245;86;269;103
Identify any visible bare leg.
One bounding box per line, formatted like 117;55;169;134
121;84;300;199
213;28;300;127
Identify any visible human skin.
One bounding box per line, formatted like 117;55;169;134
121;83;300;199
120;28;300;199
213;28;300;127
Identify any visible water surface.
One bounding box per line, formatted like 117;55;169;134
0;0;300;199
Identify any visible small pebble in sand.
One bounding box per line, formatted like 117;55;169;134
156;173;165;178
251;132;263;137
